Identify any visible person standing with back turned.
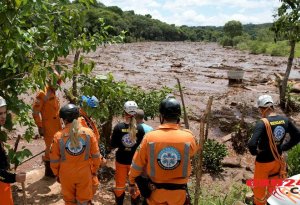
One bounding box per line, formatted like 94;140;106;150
50;104;101;205
248;95;300;205
129;97;197;205
32;70;62;177
111;101;145;205
135;109;153;133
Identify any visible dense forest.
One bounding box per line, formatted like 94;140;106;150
72;1;274;43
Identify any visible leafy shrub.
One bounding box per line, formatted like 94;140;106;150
232;35;250;47
232;122;253;155
270;43;289;56
248;41;267;54
287;144;300;176
203;139;228;174
220;36;233;47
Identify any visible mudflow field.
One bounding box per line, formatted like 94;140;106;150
10;42;300;204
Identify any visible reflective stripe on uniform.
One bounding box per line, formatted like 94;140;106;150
59;139;66;161
84;135;91;160
114;187;126;190
50;159;60;163
131;162;143;171
91;153;100;159
182;142;190;178
149;142;155;177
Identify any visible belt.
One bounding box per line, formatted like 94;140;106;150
269;172;280;178
153;182;187;190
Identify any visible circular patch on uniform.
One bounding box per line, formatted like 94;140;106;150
65;138;86;156
121;134;136;148
157;147;181;170
274;126;285;141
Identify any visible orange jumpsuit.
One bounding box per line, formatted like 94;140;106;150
79;109;100;142
49;124;101;205
79;108;101;195
32;86;62;161
129;123;197;205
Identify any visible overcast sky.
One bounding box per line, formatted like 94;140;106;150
99;0;281;26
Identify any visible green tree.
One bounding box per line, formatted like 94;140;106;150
272;0;300;109
223;20;243;46
224;20;243;38
78;74;172;148
0;0;121;166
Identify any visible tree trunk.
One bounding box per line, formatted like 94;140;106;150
280;40;296;110
101;115;113;148
72;50;80;98
194;96;213;205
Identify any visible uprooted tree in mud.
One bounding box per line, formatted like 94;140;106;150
0;0;123;166
272;0;300;110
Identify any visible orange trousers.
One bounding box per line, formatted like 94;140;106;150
92;175;99;195
0;182;13;205
147;189;186;205
60;166;93;205
43;124;60;161
114;162;140;199
253;160;281;205
43;120;61;161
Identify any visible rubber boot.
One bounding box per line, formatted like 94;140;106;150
115;193;125;205
44;161;55;178
131;196;140;205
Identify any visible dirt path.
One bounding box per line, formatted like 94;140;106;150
10;42;300;204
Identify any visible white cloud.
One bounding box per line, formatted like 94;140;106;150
99;0;282;26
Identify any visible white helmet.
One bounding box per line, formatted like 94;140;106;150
0;96;6;107
124;101;138;116
257;95;274;108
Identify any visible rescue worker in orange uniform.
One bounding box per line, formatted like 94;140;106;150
111;101;145;205
32;71;62;177
78;95;106;196
79;95;100;142
0;96;26;205
50;104;101;205
248;95;300;205
129;97;197;205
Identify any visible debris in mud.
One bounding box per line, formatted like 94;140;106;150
98;166;115;183
222;157;241;168
227;68;244;85
171;62;182;67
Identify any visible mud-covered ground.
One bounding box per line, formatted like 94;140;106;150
10;42;300;204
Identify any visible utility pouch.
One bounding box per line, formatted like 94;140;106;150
135;175;154;198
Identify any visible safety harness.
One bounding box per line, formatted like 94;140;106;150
261;118;287;179
253;118;288;204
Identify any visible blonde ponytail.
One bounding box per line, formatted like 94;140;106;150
128;116;137;143
69;119;80;149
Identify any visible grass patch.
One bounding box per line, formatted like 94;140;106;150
236;40;300;57
190;183;253;205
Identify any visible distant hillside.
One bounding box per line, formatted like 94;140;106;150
71;1;274;42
